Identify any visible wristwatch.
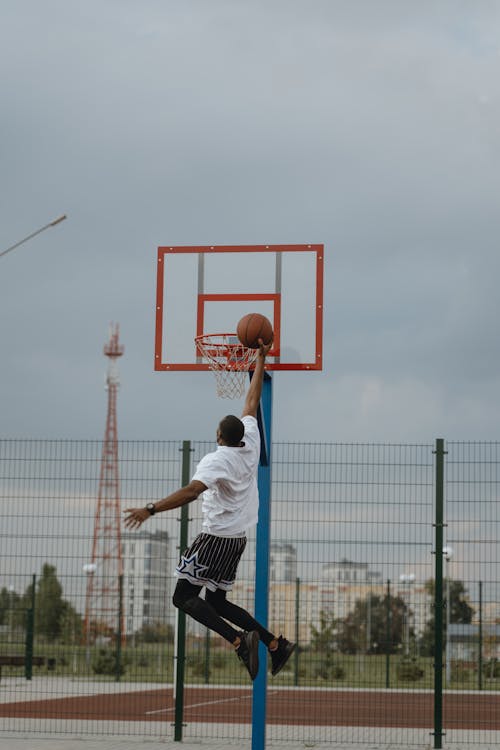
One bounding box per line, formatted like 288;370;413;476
145;503;156;515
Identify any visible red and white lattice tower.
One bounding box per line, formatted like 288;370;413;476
84;323;125;644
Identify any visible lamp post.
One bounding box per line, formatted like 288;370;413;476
0;215;67;259
443;546;453;685
399;573;416;656
8;584;15;638
82;563;97;667
366;590;372;655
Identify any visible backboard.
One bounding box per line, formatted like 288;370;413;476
154;244;323;371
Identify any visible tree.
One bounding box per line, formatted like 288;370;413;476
419;578;474;657
309;611;345;680
20;564;81;643
0;587;21;629
310;611;337;653
35;564;66;641
337;593;407;655
0;588;10;626
59;600;83;645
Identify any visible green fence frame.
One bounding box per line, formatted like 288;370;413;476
0;437;499;748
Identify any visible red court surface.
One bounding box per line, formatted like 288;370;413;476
0;687;499;730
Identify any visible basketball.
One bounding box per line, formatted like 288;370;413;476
237;313;273;349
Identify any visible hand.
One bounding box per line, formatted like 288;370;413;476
257;338;273;358
123;507;149;530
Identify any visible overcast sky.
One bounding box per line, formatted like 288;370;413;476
2;1;500;443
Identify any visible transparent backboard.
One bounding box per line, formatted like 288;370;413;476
154;244;324;371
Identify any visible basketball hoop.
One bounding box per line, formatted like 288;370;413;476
195;334;259;399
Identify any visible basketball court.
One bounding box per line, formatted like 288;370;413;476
1;678;500;749
2;684;500;730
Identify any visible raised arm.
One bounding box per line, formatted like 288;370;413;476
241;340;272;418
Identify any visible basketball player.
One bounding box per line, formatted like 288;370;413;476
124;340;295;680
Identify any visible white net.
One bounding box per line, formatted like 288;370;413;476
195;334;259;398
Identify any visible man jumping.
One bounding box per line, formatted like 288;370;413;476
124;339;295;680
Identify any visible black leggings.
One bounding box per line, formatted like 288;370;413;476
172;578;275;646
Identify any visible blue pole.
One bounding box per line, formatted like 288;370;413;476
252;372;272;750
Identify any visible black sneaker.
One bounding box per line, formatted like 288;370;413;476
269;635;296;676
236;630;260;680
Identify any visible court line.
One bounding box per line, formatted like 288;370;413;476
146;689;279;716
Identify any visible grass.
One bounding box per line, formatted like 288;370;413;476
1;638;498;691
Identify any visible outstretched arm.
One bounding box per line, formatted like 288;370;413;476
123;479;207;530
241;340;272;418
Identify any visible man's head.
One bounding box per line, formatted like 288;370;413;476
217;415;245;447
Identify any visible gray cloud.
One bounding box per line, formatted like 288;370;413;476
1;1;500;442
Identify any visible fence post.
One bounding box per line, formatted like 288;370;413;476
204;629;210;685
294;577;300;687
24;574;36;681
174;440;192;742
478;581;483;691
115;573;123;682
385;579;391;689
433;438;446;749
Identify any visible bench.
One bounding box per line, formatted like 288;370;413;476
0;655;48;681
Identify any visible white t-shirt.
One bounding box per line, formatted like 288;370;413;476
191;415;260;536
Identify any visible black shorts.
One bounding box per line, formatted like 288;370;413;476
175;532;247;592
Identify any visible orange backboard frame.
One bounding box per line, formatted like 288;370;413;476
155;244;324;371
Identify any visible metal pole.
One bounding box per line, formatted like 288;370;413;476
204;629;210;685
445;576;450;685
385;579;391;689
8;585;15;640
24;574;36;681
83;564;97;668
433;439;446;749
252;372;273;750
294;577;300;687
115;573;123;682
443;546;453;686
174;440;191;742
478;581;483;691
366;590;371;655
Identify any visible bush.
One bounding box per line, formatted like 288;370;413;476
136;653;150;668
211;653;227;670
313;657;345;681
314;664;345;680
188;657;210;679
451;660;475;683
396;657;424;681
92;648;127;676
135;622;174;643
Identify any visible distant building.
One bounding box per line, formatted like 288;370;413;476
121;530;170;636
478;601;500;624
270;543;297;582
321;559;383;621
322;559;382;586
449;623;500;661
231;578;322;644
394;579;432;637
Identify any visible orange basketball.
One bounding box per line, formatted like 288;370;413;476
237;314;273;349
